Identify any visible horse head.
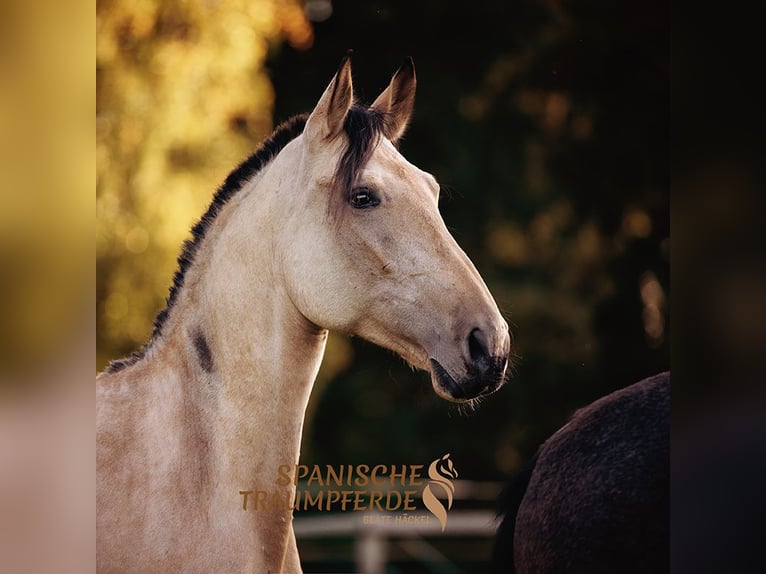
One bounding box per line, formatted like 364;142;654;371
276;55;511;402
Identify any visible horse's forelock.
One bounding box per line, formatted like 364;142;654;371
328;104;388;222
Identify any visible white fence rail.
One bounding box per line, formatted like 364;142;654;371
294;480;503;574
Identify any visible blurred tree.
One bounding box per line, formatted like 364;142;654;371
96;2;668;568
96;0;669;487
96;0;312;368
268;0;669;480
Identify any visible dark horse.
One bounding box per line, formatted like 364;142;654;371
493;372;669;573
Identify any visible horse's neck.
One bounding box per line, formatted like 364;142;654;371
132;153;327;505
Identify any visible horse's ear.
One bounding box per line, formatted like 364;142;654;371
305;52;354;143
371;57;416;143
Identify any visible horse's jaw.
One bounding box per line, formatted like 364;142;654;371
348;325;509;404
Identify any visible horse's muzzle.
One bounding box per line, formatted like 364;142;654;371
429;357;508;401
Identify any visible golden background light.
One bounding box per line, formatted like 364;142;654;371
96;0;312;369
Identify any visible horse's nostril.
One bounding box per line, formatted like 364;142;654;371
468;327;491;368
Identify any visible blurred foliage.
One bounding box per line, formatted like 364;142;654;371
97;0;668;487
96;0;311;367
1;0;92;383
268;0;669;481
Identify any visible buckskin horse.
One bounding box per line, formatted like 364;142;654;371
97;55;511;573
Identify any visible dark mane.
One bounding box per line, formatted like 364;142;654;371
106;104;387;374
152;113;310;340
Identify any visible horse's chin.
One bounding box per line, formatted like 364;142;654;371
428;358;505;403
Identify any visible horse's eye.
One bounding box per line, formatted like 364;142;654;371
349;187;380;209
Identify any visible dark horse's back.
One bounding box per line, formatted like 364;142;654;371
493;372;670;573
